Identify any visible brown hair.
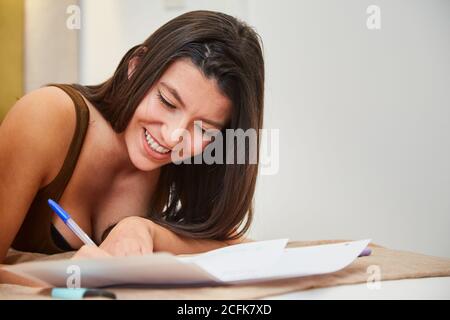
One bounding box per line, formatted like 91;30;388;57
73;10;265;241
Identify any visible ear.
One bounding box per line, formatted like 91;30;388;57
127;46;148;80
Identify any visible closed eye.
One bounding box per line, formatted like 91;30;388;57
157;91;177;109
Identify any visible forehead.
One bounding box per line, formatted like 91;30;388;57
158;58;232;125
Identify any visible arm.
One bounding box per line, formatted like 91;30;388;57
0;87;77;263
151;220;253;255
96;216;253;257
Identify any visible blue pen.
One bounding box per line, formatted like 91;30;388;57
48;199;97;246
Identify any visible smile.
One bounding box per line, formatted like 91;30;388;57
144;129;171;154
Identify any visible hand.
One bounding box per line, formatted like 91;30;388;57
98;216;155;257
72;245;111;260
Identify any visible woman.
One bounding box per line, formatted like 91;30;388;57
0;10;264;262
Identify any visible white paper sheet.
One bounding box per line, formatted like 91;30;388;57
4;239;370;288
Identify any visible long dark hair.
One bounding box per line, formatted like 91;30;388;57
73;10;265;241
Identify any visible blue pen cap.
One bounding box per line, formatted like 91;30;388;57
51;288;116;300
48;199;70;223
51;288;87;300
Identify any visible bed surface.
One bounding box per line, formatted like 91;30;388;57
1;240;450;300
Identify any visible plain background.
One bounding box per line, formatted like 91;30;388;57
23;0;450;258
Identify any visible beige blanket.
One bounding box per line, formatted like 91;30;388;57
1;240;450;300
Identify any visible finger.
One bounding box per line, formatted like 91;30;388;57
106;242;139;257
140;243;154;255
72;245;111;260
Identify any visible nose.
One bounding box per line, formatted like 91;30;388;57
161;116;191;149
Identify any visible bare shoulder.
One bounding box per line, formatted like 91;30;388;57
3;86;77;125
0;86;82;262
0;86;79;187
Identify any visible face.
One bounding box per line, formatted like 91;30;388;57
124;58;232;171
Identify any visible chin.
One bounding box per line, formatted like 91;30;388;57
127;144;163;172
132;155;161;171
124;128;169;172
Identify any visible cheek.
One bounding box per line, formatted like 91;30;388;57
193;133;203;151
136;96;162;121
175;132;212;160
189;135;213;156
200;139;212;151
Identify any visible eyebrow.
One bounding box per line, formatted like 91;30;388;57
159;81;227;129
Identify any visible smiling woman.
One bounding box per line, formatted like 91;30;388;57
125;58;233;168
73;10;265;241
0;10;264;262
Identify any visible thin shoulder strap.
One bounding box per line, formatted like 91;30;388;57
37;84;90;201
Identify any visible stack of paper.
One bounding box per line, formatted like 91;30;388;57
4;239;370;288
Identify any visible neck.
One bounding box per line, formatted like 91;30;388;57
112;131;140;176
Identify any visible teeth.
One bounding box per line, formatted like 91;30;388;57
144;129;170;154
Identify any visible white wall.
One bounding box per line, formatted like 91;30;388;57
24;0;79;92
79;0;248;84
78;0;450;257
248;0;450;258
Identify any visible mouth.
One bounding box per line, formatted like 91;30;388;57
142;128;171;161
